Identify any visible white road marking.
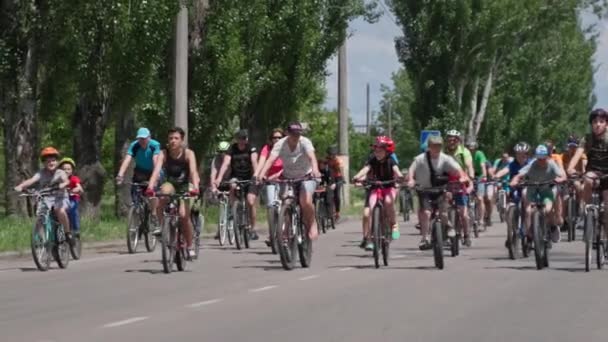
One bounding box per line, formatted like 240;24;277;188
186;298;223;308
299;275;320;281
249;285;277;293
338;267;353;271
103;316;149;328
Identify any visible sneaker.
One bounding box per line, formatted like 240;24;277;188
418;239;432;250
391;224;400;240
249;231;259;241
359;239;367;249
464;235;472;247
150;216;161;236
415;223;421;230
365;242;375;251
551;226;561;243
214;232;220;240
485;217;492;227
447;227;456;238
188;248;196;258
505;239;510;249
265;239;271;247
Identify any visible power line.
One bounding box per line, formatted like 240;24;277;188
378;0;399;29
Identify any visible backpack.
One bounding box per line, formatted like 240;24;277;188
426;152;448;187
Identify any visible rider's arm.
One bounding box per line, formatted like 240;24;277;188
493;166;508;179
353;165;370;181
268;169;283;180
510;173;523;187
210;157;218;185
215;154;232;186
186;149;200;189
392;165;404;180
567;147;585;174
306;149;321;177
117;155;133;178
254;149;268;178
250;149;259;177
147;150;165;191
14;173;41;191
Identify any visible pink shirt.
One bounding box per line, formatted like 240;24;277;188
261;144;283;176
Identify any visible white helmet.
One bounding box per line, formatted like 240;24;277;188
446;130;461;139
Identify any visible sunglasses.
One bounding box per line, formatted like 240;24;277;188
271;136;282;140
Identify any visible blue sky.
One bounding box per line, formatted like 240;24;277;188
324;11;608;125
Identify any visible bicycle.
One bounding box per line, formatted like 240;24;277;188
124;182;157;254
469;181;481;238
496;181;509;223
563;176;582;242
445;182;469;258
190;194;205;260
581;174;608;272
399;187;413;222
520;180;557;270
215;190;235;247
415;184;451;270
156;192;194;273
274;176;317;270
505;187;526;260
225;180;253;250
314;183;336;234
355;179;399;268
20;188;71;271
264;184;280;254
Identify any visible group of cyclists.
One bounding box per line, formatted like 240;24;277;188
12;107;608;270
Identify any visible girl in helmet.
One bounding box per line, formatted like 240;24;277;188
14;147;73;240
59;158;83;237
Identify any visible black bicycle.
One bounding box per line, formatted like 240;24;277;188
399;187;413;222
520;180;556;270
313;184;335;234
274;177;316;270
505;187;526;260
125;182;157;254
581;174;608;272
223;180;253;250
564;176;582;242
416;185;451;270
156;192;194;273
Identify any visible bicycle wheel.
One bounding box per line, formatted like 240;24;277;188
566;197;575;242
191;211;202;260
53;225;70;269
447;208;458;257
143;207;157;252
432;219;444;270
470;201;479;238
227;212;235;245
506;205;520;260
218;202;228;246
277;203;297;270
126;206;141;254
176;230;187;271
161;219;174;274
372;206;381;269
232;201;242;250
268;208;279;255
532;210;545;270
315;198;326;234
69;234;82;260
585;209;594;272
31;220;50;271
382;220;390;266
242;204;250;249
298;212;312;268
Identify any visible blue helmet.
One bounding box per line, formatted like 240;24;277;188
535;144;549;158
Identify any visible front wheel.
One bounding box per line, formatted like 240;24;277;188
232;201;242;250
506;205;520;260
566;197;576;242
532;210;545;270
277;203;297;270
432;219;444;270
218;203;228;246
191;211;203;260
31;220;50;271
585;209;595;272
372;206;381;269
126;206;141;254
268;208;279;255
53;225;70;269
161;219;175;274
297;208;312;268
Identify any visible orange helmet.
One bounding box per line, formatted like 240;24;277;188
40;147;60;160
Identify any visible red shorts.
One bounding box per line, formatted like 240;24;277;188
367;187;397;209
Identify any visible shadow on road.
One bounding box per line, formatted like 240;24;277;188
232;265;284;271
19;267;39;272
335;253;369;259
328;264;375;269
124;269;172;275
484;266;538;271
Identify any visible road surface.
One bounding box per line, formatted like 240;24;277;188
0;215;606;342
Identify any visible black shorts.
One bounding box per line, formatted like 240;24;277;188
416;191;444;211
234;177;259;196
586;169;608;191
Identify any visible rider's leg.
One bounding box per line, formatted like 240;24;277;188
582;172;597;204
553;188;564;226
524;201;534;238
54;207;71;234
477;182;486;224
484;183;494;224
383;188;399;239
333;180;342;218
246;190;258;233
67;198;80;235
179;201;194;252
300;180;318;240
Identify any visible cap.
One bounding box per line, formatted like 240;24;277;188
535;144;549;158
136;128;151;139
236;129;248;139
427;135;443;145
287;122;303;134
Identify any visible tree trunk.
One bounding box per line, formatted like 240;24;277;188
466;76;480;142
3;29;39;217
113;107;135;218
465;55;497;142
73;95;110;220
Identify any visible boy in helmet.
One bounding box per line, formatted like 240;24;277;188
325;145;344;220
568;108;608;232
14;147;73;240
59;158;84;237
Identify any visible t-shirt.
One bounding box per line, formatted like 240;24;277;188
494;157;514;181
446;145;473;173
229;143;257;179
518;160;563;182
326;157;343;178
67;175;81;201
260;144;283;177
562;151;586;173
508;158;533;179
365;156;397;182
580;131;608;173
551;154;564;170
472;150;488;177
411;152;462;188
270;136;315;179
127;139;161;173
33;168;68;197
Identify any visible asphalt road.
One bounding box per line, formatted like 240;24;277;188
1;213;607;342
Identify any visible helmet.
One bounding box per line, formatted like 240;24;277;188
535;144;549;158
40;147;60;160
327;145;338;156
59;157;76;168
567;134;579;147
446;130;461;139
372;136;395;153
589;108;608;124
513;142;530;154
466;141;478;150
217;141;230;152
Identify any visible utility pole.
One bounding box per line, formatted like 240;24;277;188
173;0;189;143
338;40;350;209
366;83;370;135
388;102;392;138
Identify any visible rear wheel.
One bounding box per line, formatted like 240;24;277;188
191;211;202;260
506;205;520;260
218;203;228;246
176;230;187;271
298;209;312;268
372;206;381;269
69;234;82;260
432;220;444;270
161;219;174;274
126;206;140;254
585;209;595;272
31;220;50;271
566;196;576;242
532;210;545;270
277;203;297;270
232;201;242;250
53;225;70;269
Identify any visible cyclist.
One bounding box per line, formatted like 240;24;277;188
257;121;321;240
146;127;200;258
210;141;231;240
567;108;608;233
353;136;404;250
14;147;73;240
214;129;260;240
510;144;566;243
325;145;344;221
59;158;83;238
545;139;566;227
407;135;466;249
466;141;493;227
116;127;162;233
561;135;586;219
254;128;285;246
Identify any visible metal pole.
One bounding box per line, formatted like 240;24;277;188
366;83;370;135
173;1;189;143
338;41;350;209
388;101;392;138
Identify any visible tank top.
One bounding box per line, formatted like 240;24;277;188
164;148;189;183
585;133;608;173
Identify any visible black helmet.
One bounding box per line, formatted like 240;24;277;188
589;108;608;124
327;145;338;155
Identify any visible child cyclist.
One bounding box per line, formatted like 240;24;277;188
14;147;73;241
352;136;404;250
59;158;84;237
